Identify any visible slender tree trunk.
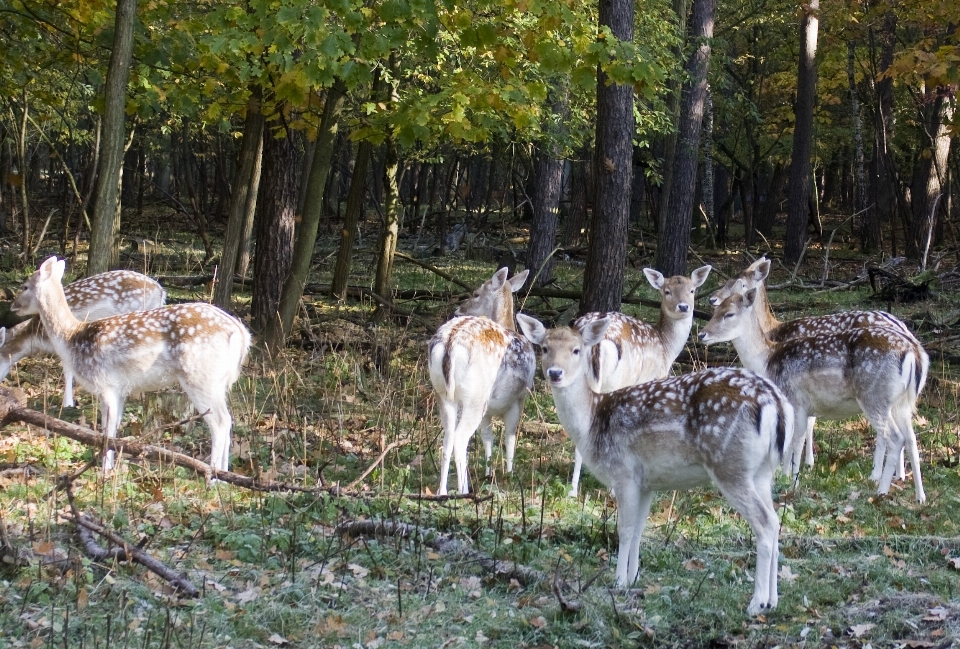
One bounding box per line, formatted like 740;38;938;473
251;118;302;335
655;0;715;275
236;133;263;281
658;0;694;226
907;94;953;262
526;87;568;288
872;11;897;253
265;80;347;349
87;0;138;274
373;59;402;308
784;0;820;264
213;88;264;310
563;148;590;246
581;0;634;314
848;41;876;252
701;87;715;239
330;140;373;298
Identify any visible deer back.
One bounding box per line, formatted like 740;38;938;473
768;310;917;344
428;316;516;401
63;270;166;320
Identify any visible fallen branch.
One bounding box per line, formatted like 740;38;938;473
70;512;199;598
343;440;406;491
337;519;545;586
394;251;474;291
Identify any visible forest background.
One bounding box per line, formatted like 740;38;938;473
0;0;959;646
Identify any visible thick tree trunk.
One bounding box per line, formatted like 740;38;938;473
526;89;568;288
784;0;820;265
581;0;634;314
330;140;373;298
907;94;953;263
701;87;714;240
655;0;715;276
871;11;897;254
265;80;347;350
658;0;694;227
213;89;264;310
87;0;138;274
251;120;302;335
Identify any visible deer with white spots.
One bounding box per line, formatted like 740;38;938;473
700;289;927;502
12;257;251;473
429;267;535;495
517;312;793;616
709;257;920;476
566;265;712;496
4;270;166;407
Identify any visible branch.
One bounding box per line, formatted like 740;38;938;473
393;251;474;290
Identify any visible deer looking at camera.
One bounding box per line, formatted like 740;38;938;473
4;270;166;407
429;267;535;495
709;257;920;476
566;265;712;496
700;289;927;502
517;312;794;616
13;257;251;473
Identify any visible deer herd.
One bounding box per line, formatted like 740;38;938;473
0;255;930;617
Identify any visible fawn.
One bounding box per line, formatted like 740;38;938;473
12;257;251;473
709;257;919;475
700;289;927;502
5;269;166;406
429;268;535;495
517;312;794;616
567;265;712;496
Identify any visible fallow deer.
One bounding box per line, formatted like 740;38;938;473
567;265;712;496
4;270;166;406
700;289;927;502
517;312;794;616
429;268;535;494
13;257;251;473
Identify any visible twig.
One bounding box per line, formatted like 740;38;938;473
139;411;210;443
394;251;474;290
400;492;494;503
552;559;581;613
44;458;96;499
820;211;861;287
344;440;406;491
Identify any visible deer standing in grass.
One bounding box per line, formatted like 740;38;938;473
700;289;927;502
709;257;919;477
567;265;712;496
5;270;166;407
517;313;793;616
13;257;251;472
429;268;535;495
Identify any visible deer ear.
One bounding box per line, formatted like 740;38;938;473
581;317;610;347
690;265;712;288
743;288;759;308
643;268;665;290
39;256;59;281
517;313;546;345
508;269;529;292
490;267;509;290
752;258;771;282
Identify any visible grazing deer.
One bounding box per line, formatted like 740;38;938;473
429;268;535;495
700;290;927;502
12;257;251;473
4;270;166;407
517;313;793;616
709;257;918;475
567;265;712;496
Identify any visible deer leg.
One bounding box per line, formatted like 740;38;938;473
500;399;522;474
452;402;487;495
436;400;458;496
569;447;584;498
612;483;649;587
100;391;126;473
891;405;925;503
803;416;816;466
479;412;494;477
63;368;75;408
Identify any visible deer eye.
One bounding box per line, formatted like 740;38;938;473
573;348;580;355
664;290;671;296
724;312;735;319
541;346;549;353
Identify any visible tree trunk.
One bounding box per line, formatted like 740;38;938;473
907;94;953;263
87;0;138;274
848;41;876;252
658;0;694;228
265;80;347;350
871;11;897;255
526;88;568;288
701;87;714;242
655;0;715;276
213;88;264;310
251;119;302;335
563;148;590;246
330;140;373;298
784;0;820;265
236;132;263;281
580;0;634;314
373;59;402;310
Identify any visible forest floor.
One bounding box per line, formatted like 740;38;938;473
0;205;958;648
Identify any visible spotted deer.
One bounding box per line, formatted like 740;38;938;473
517;313;793;616
710;257;919;475
4;270;166;407
700;289;927;502
566;265;712;496
429;268;535;495
12;257;251;473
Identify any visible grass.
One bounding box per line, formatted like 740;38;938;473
0;209;959;648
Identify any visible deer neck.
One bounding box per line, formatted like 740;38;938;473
491;289;516;332
550;369;598;452
728;315;775;376
1;319;45;365
36;281;82;346
656;310;694;365
755;284;780;333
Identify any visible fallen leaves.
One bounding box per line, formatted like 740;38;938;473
848;623;875;638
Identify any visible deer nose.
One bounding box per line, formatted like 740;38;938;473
697;331;708;341
548;368;563;382
677;303;690;313
709;296;720;306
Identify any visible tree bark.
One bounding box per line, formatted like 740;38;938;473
784;0;820;265
373;58;402;309
236;134;263;281
848;40;877;253
907;94;953;262
871;11;897;254
563;148;590;246
251;118;302;335
330;140;373;298
265;80;347;350
213;89;264;310
87;0;138;274
657;0;694;227
655;0;715;276
526;88;568;288
581;0;634;314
